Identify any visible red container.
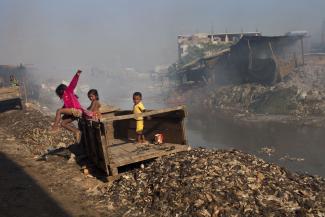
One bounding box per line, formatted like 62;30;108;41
154;134;164;144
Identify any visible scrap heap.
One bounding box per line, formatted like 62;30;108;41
0;109;74;155
104;148;325;217
201;64;325;116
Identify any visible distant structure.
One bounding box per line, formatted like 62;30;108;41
285;31;309;37
177;32;261;60
322;19;325;46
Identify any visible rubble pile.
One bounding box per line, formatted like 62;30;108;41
105;149;325;217
203;65;325;116
284;65;325;90
0;110;74;155
204;84;267;111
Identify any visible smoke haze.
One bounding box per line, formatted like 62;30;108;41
0;0;324;71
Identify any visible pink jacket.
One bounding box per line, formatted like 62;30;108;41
62;73;82;110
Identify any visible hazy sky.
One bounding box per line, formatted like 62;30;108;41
0;0;324;71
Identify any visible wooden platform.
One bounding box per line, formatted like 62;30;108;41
109;140;189;168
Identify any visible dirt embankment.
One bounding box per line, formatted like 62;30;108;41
0;107;324;216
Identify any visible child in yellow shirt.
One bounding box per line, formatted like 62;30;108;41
133;92;146;144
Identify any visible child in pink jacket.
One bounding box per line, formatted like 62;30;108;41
51;70;83;142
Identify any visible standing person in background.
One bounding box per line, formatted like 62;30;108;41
50;70;83;143
9;75;19;87
133;92;147;144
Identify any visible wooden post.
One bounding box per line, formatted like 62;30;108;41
268;42;278;64
86;120;100;165
99;125;112;176
22;81;28;104
268;41;280;82
103;120;118;176
79;119;90;155
247;39;253;70
301;38;305;65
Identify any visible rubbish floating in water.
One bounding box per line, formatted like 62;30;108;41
280;154;305;162
102;148;325;216
259;147;275;156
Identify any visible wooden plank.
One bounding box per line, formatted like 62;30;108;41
0;87;21;103
101;135;111;176
119;145;134;153
113;118;187;145
101;121;118;176
0;90;20;96
110;143;189;167
112;146;129;154
0;87;20;95
93;121;108;172
101;106;185;123
86;121;100;165
105;122;114;146
100;104;119;114
0;93;20;101
112;148;186;167
181;119;188;145
79;120;90;157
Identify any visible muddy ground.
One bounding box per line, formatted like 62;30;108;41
0;107;325;217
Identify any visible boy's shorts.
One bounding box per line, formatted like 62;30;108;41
71;108;82;117
136;120;144;133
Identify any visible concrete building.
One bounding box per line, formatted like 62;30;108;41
177;32;261;59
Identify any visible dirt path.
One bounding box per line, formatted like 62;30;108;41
0;127;110;217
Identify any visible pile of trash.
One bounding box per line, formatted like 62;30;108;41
202;65;325;116
203;84;268;112
104;148;325;216
0;109;74;155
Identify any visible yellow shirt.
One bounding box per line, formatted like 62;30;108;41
133;102;145;121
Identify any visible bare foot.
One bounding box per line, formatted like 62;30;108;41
49;126;60;134
141;140;149;145
133;140;142;145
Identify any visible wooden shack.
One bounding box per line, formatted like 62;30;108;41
79;106;189;176
0;87;24;110
173;35;306;88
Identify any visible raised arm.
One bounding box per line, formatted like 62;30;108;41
66;70;82;92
